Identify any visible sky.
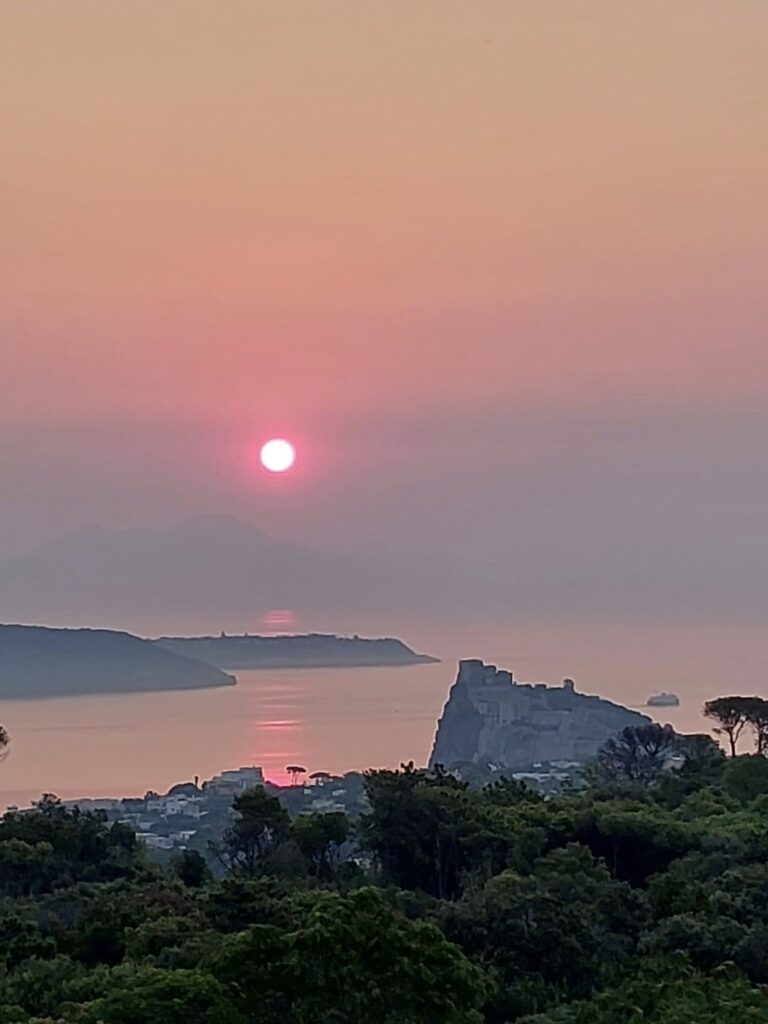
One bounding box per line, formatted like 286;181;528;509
1;1;767;625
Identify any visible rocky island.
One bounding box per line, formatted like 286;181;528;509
154;632;439;669
0;624;236;698
430;659;649;770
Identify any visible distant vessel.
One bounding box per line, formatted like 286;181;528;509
646;691;680;707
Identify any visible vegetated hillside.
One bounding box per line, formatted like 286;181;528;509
1;726;768;1022
154;632;439;669
0;624;235;697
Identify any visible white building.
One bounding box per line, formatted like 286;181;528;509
145;795;203;818
204;766;265;794
137;833;175;851
170;830;198;844
61;798;124;813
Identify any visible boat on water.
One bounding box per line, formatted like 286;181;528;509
646;691;680;707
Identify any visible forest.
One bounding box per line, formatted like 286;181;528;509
1;702;768;1022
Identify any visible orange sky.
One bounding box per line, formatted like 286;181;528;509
1;1;767;604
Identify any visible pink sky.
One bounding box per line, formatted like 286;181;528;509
1;1;767;620
3;2;767;420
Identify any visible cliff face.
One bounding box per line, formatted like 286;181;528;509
430;659;649;769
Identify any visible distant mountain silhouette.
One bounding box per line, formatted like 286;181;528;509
0;624;235;698
0;514;470;628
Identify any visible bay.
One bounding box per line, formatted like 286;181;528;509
0;617;765;809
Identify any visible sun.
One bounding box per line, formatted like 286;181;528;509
260;438;296;473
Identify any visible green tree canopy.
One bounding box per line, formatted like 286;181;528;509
210;887;488;1024
80;968;244;1024
723;754;768;803
214;787;291;877
291;811;350;880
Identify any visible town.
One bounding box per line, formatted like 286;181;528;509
6;757;586;858
37;766;369;855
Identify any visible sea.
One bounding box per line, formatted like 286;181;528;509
0;616;763;809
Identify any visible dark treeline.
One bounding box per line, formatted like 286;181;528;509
2;718;768;1021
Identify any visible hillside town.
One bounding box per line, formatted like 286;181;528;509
5;756;588;858
26;766;369;855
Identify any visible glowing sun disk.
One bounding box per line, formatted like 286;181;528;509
260;438;296;473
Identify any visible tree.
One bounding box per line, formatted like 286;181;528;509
591;724;679;785
675;733;726;779
517;958;768;1023
704;697;763;756
722;755;768;803
655;733;727;806
0;953;99;1020
484;776;545;806
0;838;54;898
568;799;695;885
171;849;212;888
285;765;307;787
440;844;645;1020
0;798;143;894
640;913;748;972
360;762;473;897
0;725;8;762
215;787;290;876
79;968;244;1024
747;699;768;755
292;811;350;879
361;763;546;899
210;887;488;1024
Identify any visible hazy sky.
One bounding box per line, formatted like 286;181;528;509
2;2;767;621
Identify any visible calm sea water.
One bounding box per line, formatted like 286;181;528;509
0;618;764;809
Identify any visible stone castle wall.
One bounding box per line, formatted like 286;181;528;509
429;659;649;769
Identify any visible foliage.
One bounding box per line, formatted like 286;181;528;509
591;723;680;785
704;696;768;757
211;887;487;1023
722;754;768;802
518;958;768;1023
655;733;727;805
212;787;291;876
360;762;545;898
2;736;768;1022
79;967;244;1024
291;810;350;879
0;798;144;896
439;844;645;1020
170;848;212;888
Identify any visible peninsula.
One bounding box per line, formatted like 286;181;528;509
430;659;649;770
0;624;236;698
154;632;439;669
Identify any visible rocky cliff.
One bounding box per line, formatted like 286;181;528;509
430;659;649;769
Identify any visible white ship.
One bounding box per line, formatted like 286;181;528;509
646;691;680;707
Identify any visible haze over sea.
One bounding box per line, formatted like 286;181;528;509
0;611;757;810
3;1;768;811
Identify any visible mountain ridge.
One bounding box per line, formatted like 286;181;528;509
0;514;474;627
